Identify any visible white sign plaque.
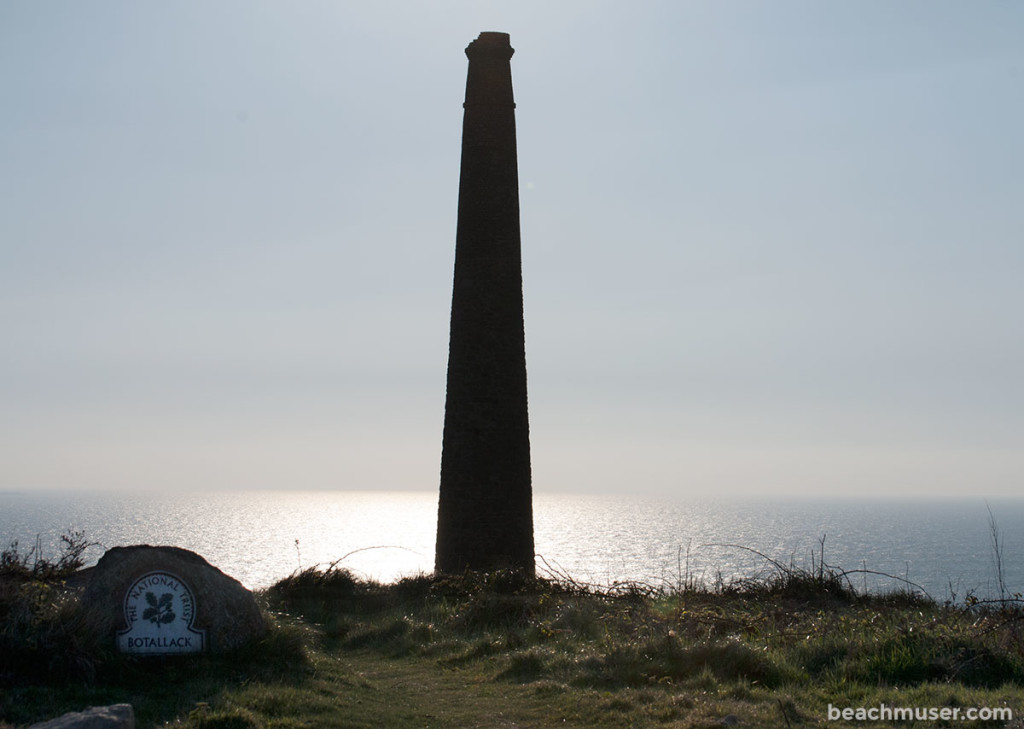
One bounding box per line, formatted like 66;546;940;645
117;571;206;654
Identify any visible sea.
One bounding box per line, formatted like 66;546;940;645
1;490;1022;603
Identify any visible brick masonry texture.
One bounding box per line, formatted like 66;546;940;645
435;32;535;575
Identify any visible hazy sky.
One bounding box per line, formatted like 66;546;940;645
3;1;1022;498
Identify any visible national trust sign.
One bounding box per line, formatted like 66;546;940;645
117;571;206;654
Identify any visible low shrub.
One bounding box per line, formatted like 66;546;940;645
1;532;96;583
577;634;785;689
0;535;107;684
851;632;1024;688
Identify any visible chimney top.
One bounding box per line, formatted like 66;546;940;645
466;31;514;59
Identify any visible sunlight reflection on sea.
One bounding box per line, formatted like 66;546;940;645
1;491;1020;602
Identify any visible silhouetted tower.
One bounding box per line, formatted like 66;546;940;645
435;32;534;575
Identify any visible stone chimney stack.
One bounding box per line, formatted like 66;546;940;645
435;32;534;575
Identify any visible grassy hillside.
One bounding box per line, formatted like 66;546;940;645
2;538;1023;727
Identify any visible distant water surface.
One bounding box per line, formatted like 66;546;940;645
1;491;1021;601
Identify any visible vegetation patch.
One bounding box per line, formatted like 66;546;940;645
5;535;1024;727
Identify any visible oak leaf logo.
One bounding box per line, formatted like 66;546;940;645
142;591;176;627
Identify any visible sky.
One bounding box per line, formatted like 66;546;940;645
2;1;1022;499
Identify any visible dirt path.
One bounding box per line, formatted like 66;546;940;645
325;650;611;728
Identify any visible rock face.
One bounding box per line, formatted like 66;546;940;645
28;704;134;729
80;546;267;654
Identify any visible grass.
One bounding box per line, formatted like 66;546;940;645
3;538;1024;727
